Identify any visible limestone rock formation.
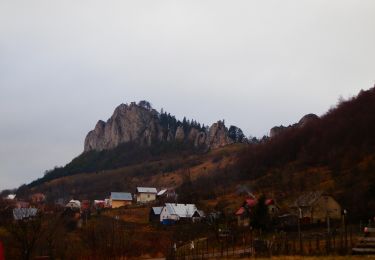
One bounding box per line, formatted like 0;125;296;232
84;103;162;151
206;121;233;149
298;113;319;128
269;125;287;138
175;126;185;142
194;132;207;147
84;102;242;152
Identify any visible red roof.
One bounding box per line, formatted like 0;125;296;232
235;207;245;215
245;199;257;207
235;198;275;216
0;241;4;260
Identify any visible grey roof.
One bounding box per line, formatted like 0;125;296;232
196;210;205;217
164;203;198;218
137;187;157;193
13;208;38;220
293;191;325;207
157;189;167;196
66;200;81;209
152;206;163;215
111;192;132;201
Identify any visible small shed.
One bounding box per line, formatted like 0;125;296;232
110;192;133;208
149;206;163;223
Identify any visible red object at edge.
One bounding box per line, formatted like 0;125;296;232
0;241;4;260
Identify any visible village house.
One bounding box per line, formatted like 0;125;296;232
136;187;157;203
110;192;133;208
235;198;278;227
290;191;342;224
159;203;204;225
65;200;81;210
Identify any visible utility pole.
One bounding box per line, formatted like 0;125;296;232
343;209;348;250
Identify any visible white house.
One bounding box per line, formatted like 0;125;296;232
159;203;204;224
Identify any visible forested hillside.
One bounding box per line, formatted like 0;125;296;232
238;87;375;219
22;87;375;220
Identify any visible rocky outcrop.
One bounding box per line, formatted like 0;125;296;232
269;125;287;138
298;113;319;128
84;102;243;152
194;132;207;147
84;103;162;151
175;126;185;142
269;113;319;138
206;121;233;149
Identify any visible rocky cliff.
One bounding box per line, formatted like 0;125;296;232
84;102;240;152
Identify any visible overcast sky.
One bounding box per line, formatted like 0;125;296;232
0;1;374;191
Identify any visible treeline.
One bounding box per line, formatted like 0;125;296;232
140;100;207;134
239;87;375;219
159;111;206;133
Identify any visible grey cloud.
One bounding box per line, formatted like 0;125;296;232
0;0;374;190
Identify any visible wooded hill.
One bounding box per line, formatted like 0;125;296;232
21;86;375;220
238;86;375;219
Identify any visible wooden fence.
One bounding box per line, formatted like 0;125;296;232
167;228;356;259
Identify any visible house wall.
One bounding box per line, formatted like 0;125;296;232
160;207;179;222
312;196;341;223
137;193;156;203
149;212;160;223
111;200;132;208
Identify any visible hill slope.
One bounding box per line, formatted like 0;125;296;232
238;86;375;219
22;87;375;220
27;101;246;188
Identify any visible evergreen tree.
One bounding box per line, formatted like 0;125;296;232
251;195;270;230
228;125;245;142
